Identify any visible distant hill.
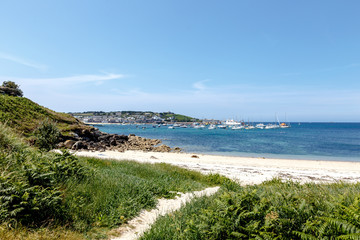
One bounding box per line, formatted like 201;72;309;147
0;95;91;136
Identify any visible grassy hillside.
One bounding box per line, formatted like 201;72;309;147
0;95;90;136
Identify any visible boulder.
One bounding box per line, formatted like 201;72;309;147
64;140;76;149
153;145;171;152
72;141;87;150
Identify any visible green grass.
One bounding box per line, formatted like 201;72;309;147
0;95;88;136
0;223;84;240
0;122;219;239
63;157;218;234
141;179;360;240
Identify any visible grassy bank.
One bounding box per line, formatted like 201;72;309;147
0;123;219;239
141;179;360;239
0;94;91;137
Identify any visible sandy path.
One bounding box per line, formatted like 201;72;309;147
109;186;220;240
76;150;360;185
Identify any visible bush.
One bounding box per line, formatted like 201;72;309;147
34;119;60;151
0;81;23;97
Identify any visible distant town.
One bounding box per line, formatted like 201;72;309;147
69;111;217;124
69;111;291;129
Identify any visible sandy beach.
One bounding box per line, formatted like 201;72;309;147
75;150;360;185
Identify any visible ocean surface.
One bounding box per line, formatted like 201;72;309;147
95;123;360;162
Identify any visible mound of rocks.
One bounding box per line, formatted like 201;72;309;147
57;127;179;153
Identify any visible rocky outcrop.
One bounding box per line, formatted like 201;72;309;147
57;127;179;153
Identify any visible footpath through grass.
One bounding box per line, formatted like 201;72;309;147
0;122;219;239
64;156;219;238
141;179;360;240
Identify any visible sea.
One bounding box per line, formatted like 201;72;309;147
94;123;360;162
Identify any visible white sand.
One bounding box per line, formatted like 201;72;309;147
75;150;360;185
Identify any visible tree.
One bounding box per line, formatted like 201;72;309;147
0;81;23;97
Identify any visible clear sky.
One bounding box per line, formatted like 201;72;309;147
0;0;359;122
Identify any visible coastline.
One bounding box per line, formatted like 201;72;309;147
75;150;360;185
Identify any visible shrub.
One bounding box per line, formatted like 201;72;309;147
33;119;60;151
0;81;23;97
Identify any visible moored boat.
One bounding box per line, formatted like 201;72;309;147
232;125;244;130
208;124;216;130
255;123;265;129
279;122;290;128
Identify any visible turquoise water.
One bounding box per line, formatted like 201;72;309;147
95;123;360;162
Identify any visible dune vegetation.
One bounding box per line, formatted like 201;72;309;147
141;179;360;239
0;121;222;239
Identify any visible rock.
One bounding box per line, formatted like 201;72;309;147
98;134;110;141
115;135;128;141
72;141;87;150
191;155;199;158
173;147;181;152
57;142;65;148
110;138;117;146
153;145;171;152
64;140;76;149
60;127;174;154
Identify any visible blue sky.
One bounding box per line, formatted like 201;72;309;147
0;0;359;122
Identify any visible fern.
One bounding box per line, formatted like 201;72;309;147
337;233;360;240
293;231;319;240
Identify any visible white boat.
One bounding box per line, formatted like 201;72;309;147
265;124;279;129
217;125;227;129
279;122;290;128
245;125;255;130
225;119;242;125
168;126;175;129
255;123;265;129
232;125;244;130
208;124;216;130
279;113;290;128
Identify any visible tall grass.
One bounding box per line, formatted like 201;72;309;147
64;157;219;233
141;178;360;239
0;223;84;240
1;122;220;238
0;95;85;136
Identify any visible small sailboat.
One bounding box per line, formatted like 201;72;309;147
279;122;290;128
279;113;290;128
